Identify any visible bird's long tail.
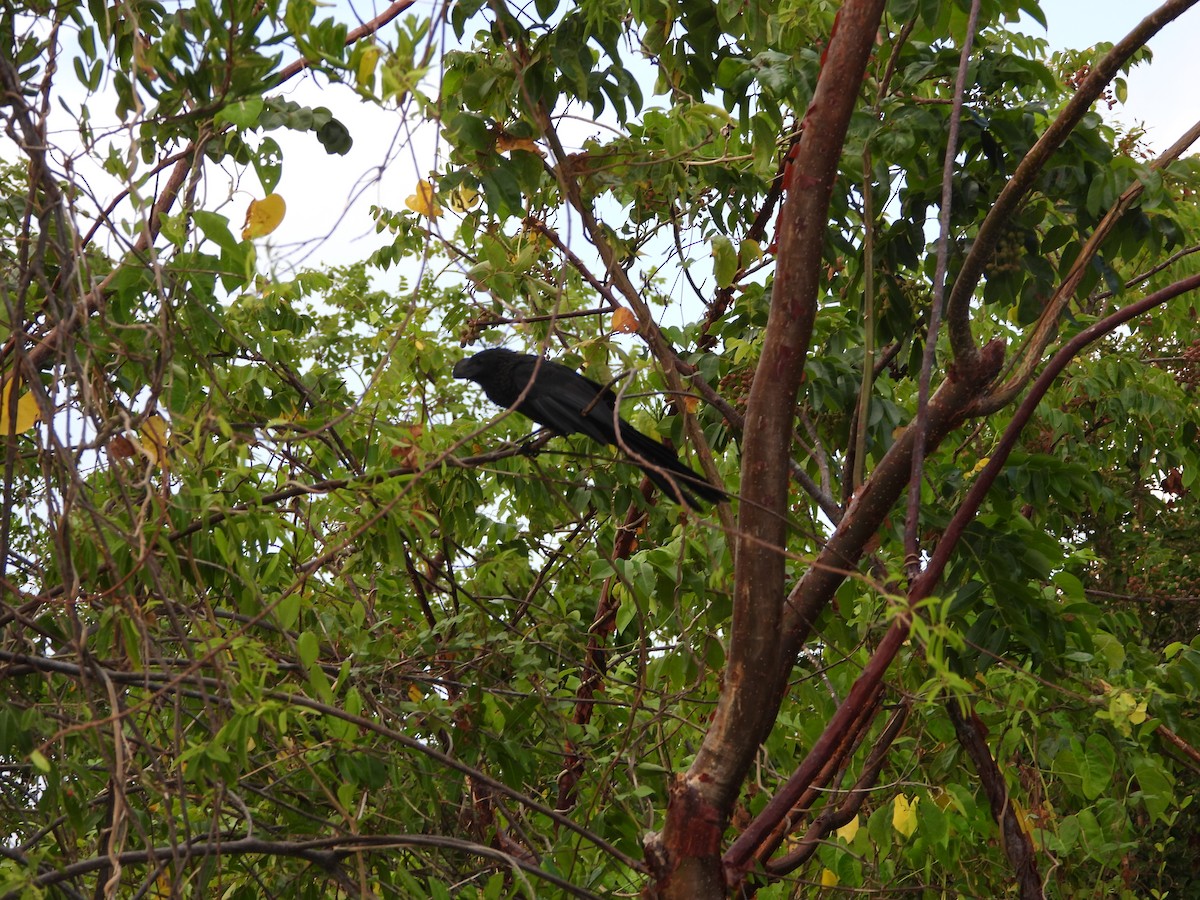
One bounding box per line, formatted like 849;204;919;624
616;425;726;509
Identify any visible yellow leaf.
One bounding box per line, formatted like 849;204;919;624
138;413;169;466
495;134;545;156
242;193;286;239
1013;800;1035;838
448;185;481;212
1129;700;1148;725
892;794;919;839
0;381;40;434
611;307;639;334
356;43;381;88
407;684;423;703
835;815;859;842
820;868;839;887
405;179;442;218
967;456;990;478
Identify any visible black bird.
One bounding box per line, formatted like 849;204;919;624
453;348;725;508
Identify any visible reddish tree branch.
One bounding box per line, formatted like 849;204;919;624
748;684;884;868
980;115;1200;414
779;338;1006;671
763;699;910;876
1156;722;1200;771
917;270;1200;599
648;3;888;896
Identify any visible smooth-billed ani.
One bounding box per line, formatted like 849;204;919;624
453;348;725;508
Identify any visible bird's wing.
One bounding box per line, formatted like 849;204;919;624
519;369;620;445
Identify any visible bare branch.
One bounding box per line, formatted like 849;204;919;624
904;0;983;575
947;701;1044;899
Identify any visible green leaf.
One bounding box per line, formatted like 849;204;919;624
316;118;353;155
215;97;265;129
253;137;283;193
920;795;949;848
1052;571;1084;601
193;210;241;252
1079;734;1116;801
480;165;524;218
1132;756;1175;823
29;749;51;773
276;592;301;631
445;111;492;153
297;631;320;669
1114;77;1127;105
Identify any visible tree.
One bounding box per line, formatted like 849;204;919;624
2;0;1199;897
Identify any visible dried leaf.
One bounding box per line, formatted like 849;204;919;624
448;185;481;212
356;43;381;88
835;815;859;842
390;423;425;466
108;435;136;460
1013;800;1035;838
1129;699;1148;725
612;307;639;334
496;134;545;157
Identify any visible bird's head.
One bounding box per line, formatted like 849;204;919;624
452;348;516;383
450;357;476;380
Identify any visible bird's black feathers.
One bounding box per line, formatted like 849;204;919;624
453;348;725;508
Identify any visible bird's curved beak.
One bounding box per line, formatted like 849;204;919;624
451;359;470;379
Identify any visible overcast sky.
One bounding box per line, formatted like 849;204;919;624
1041;0;1200;151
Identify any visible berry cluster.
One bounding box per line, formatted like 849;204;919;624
1176;339;1200;389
